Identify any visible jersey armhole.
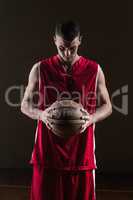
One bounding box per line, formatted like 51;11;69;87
95;64;100;93
37;61;41;92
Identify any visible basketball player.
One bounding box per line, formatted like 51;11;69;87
21;20;112;200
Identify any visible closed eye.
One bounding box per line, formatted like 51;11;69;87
70;46;76;51
59;46;65;51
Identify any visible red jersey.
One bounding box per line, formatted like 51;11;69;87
29;54;99;171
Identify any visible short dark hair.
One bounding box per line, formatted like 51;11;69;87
55;20;80;41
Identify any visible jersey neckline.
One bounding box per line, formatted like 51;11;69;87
55;54;82;70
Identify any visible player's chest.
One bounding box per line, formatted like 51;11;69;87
42;68;94;92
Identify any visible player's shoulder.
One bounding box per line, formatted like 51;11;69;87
32;60;41;69
28;61;41;78
30;55;54;73
82;57;105;81
81;55;100;71
82;55;98;65
38;55;56;65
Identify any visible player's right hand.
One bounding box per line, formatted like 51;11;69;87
40;107;53;130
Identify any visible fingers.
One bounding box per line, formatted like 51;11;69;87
80;125;86;133
45;107;53;114
40;108;54;131
46;123;52;130
80;108;90;116
79;120;91;133
45;119;53;130
41;108;51;120
81;115;90;120
79;120;87;133
40;112;51;129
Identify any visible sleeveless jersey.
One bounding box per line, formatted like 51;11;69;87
29;54;99;171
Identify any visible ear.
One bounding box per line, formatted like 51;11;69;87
53;35;56;44
79;35;83;44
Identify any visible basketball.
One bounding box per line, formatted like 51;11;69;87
46;99;88;138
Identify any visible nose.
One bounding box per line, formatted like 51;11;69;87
64;49;71;57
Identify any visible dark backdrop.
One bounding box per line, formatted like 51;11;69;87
0;0;129;173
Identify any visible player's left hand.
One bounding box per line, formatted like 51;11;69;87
79;108;94;133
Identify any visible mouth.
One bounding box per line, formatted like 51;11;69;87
65;56;72;60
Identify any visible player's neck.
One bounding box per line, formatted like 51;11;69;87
57;54;80;66
71;55;81;66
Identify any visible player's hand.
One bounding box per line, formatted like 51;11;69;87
79;108;94;133
39;107;53;130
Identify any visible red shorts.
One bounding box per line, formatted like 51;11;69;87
30;165;96;200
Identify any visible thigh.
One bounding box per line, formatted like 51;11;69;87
63;170;96;200
30;166;63;200
30;166;96;200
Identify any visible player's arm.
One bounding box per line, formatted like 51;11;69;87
92;65;112;123
20;62;43;120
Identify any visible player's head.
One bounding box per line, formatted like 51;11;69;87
54;20;82;62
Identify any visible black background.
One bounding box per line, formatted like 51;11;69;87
0;0;130;173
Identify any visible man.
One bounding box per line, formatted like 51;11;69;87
21;20;112;200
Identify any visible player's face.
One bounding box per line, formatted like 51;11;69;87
54;35;81;63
